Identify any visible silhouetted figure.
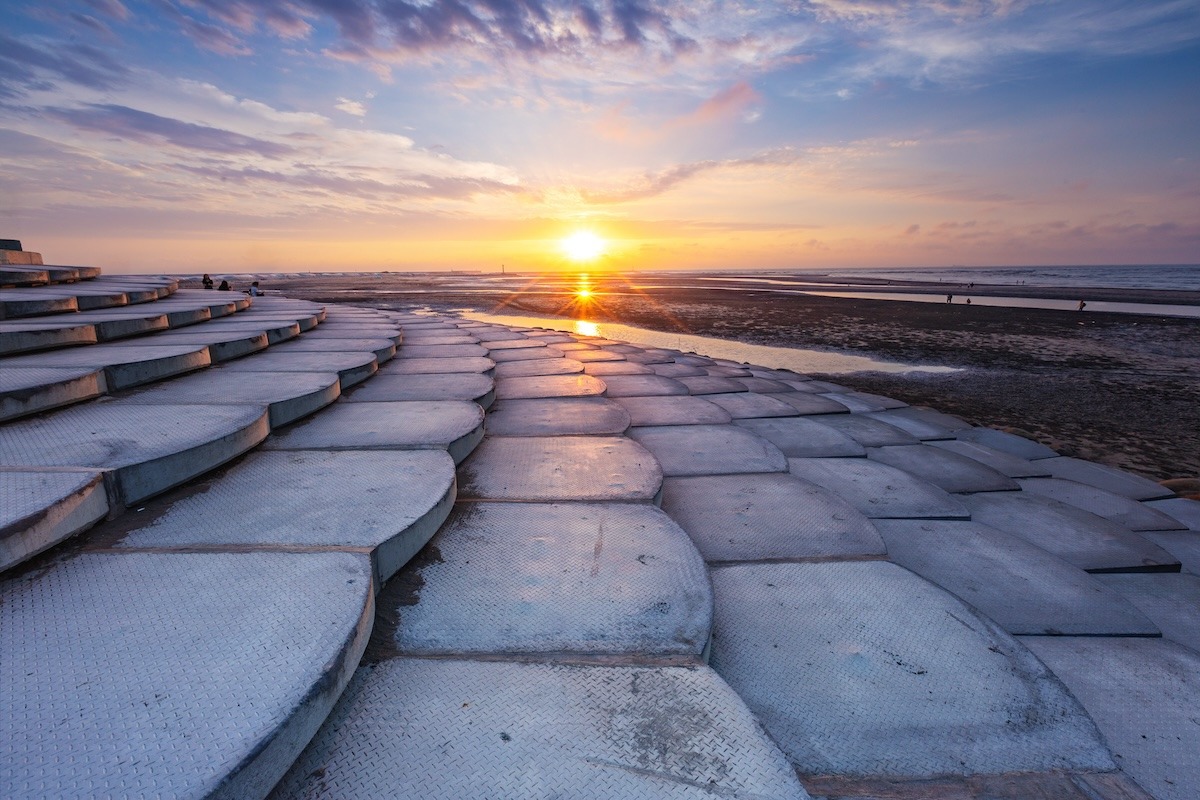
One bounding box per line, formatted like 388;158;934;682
218;280;230;291
966;298;972;305
1077;299;1087;311
946;294;953;303
201;273;213;289
247;281;262;296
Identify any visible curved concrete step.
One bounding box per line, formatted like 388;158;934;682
280;336;397;363
787;456;970;518
218;349;378;388
0;366;106;422
344;372;495;407
0;469;109;572
122;369;341;429
867;443;1020;493
459;436;662;501
627;424;789;477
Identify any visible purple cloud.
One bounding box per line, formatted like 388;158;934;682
0;33;129;96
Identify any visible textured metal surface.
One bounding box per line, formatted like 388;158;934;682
818;392;889;413
494;357;585;377
961;491;1178;572
494;374;606;400
0;401;269;504
122;369;340;428
0;469;108;570
460;436;662;501
787;457;970;519
274;658;809;800
1017;477;1185;531
1040;456;1175;500
661;473;883;562
390;502;711;655
710;561;1115;777
628;424;788;477
956;427;1059;459
927;438;1052;477
1094;573;1200;648
613;395;732;427
875;519;1159;636
484;397;631;436
1020;637;1200;800
867;444;1020;492
0;551;372;799
344;372;494;404
380;355;494;374
762;392;851;415
264;400;484;463
703;392;800;419
734;417;866;457
583;361;654;375
599;374;689;397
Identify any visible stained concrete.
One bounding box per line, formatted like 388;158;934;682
805;414;920;446
1017;478;1185;531
928;438;1053;478
0;469;108;571
1039;457;1176;501
867;444;1020;493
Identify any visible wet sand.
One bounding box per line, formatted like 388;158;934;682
266;272;1200;482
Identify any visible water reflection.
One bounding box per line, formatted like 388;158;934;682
805;291;1200;319
459;310;959;376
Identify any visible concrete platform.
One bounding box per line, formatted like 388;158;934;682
613;395;732;427
570;349;630;362
583;360;653;375
598;374;689;397
628;424;788;477
386;502;710;655
0;366;107;421
219;349;377;387
806;413;921;446
649;362;708;378
272;658;809;800
484;338;548;350
763;392;852;414
399;333;477;345
1140;531;1200;576
494;357;584;377
109;328;269;362
115;450;456;584
280;337;397;362
2;342;212;390
381;355;494;375
734;377;793;393
1;469;109;571
703;392;801;419
487;347;566;362
676;376;748;395
0;401;269;506
459;436;662;501
0;551;372;800
396;343;488;358
928;438;1053;477
197;318;302;344
484;397;630;436
494;374;606;400
1017;478;1186;531
1147;497;1200;530
263;400;484;463
121;369;341;429
787;457;970;519
1094;573;1200;649
1020;637;1200;800
0;319;98;355
866;408;959;440
956;427;1059;459
661;473;884;562
1040;456;1176;500
961;491;1179;572
710;561;1115;777
734;417;866;457
867;444;1020;492
875;520;1160;636
344;372;494;407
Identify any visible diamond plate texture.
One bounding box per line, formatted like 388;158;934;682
628;425;788;476
494;357;585;377
763;392;851;415
1017;478;1185;531
807;414;921;446
927;438;1052;477
1;469;108;570
494;374;606;400
704;392;800;419
389;502;711;655
787;457;969;519
867;444;1020;493
460;436;662;501
122;369;340;428
0;551;372;799
710;561;1115;777
600;374;689;397
273;658;810;800
734;417;865;457
614;395;732;427
1039;456;1175;500
380;356;494;374
345;372;494;404
485;397;631;436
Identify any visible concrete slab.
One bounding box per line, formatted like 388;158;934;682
0;320;98;355
110;329;269;362
264;400;483;463
875;520;1160;636
122;369;340;429
1141;531;1200;575
627;424;788;477
494;358;584;377
459;436;661;501
729;377;790;393
2;342;212;390
582;361;653;375
704;392;801;419
484;397;630;436
928;438;1053;477
787;457;970;519
344;372;494;407
661;473;883;562
961;492;1179;572
710;561;1114;777
1017;478;1186;531
0;401;269;505
567;349;627;362
487;347;567;362
551;341;598;351
1040;457;1175;500
116;450;456;584
279;337;397;362
1020;637;1200;800
381;356;494;375
396;343;488;358
764;392;852;415
494;374;606;400
867;444;1020;492
273;658;809;800
613;395;732;427
1;469;108;571
484;338;547;350
1146;497;1200;530
807;414;921;446
197;318;302;344
622;350;677;364
399;334;478;345
599;374;688;397
388;502;710;655
649;362;708;378
0;366;106;421
0;551;372;800
957;427;1059;459
734;417;866;457
676;375;747;395
1094;573;1200;649
866;409;958;440
219;349;377;387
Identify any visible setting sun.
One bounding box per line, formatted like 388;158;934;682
561;230;606;262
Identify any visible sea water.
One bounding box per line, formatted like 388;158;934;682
826;264;1200;292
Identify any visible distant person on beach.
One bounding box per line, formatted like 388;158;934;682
218;279;230;291
966;298;972;305
201;273;213;289
247;281;262;296
1077;299;1087;311
946;294;953;303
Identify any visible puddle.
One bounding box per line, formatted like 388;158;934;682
457;310;960;376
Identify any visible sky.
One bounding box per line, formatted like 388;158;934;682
2;0;1199;274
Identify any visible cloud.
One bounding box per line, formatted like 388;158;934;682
83;0;130;20
0;32;129;97
579;147;801;204
335;97;368;116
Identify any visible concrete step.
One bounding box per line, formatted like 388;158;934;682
0;276;175;318
1;469;109;571
121;369;341;429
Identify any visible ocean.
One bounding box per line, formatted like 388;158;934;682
826;264;1200;292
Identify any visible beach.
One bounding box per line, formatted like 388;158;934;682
264;272;1200;483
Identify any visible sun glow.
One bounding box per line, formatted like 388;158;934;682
560;230;606;262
